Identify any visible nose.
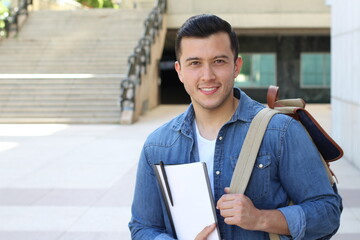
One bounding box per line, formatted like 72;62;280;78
201;64;215;81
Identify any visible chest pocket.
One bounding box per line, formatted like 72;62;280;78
231;153;272;202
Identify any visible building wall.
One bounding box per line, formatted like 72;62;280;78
166;0;330;29
238;35;330;103
160;0;332;104
331;1;360;168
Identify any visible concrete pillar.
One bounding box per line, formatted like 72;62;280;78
331;0;360;168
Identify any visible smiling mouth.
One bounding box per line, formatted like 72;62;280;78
199;87;219;95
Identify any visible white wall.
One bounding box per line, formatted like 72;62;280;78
166;0;331;29
331;0;360;168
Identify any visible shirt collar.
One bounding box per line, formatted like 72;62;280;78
171;103;195;137
231;88;262;123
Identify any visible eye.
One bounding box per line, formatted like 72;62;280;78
190;61;200;66
214;59;226;64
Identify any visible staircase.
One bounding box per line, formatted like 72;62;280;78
0;9;150;123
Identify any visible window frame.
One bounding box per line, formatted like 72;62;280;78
234;53;277;89
300;52;331;89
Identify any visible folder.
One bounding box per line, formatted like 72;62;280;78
153;162;221;240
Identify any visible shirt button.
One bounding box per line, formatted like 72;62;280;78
218;136;223;141
215;170;221;175
258;164;264;168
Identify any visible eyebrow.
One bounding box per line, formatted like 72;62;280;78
185;55;230;62
185;57;201;62
214;55;230;60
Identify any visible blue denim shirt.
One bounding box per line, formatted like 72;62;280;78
129;88;341;240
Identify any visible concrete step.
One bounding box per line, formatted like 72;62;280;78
3;40;140;48
0;112;120;118
1;37;142;43
17;10;147;40
1;42;139;47
0;96;119;103
2;47;137;52
0;62;127;67
0;56;131;61
0;117;121;124
0;47;139;53
0;105;120;112
1;40;140;47
0;100;118;106
0;79;122;86
0;85;120;89
0;81;120;87
0;73;125;78
0;94;119;101
0;69;127;74
0;89;119;95
0;47;137;53
0;92;119;98
0;8;150;123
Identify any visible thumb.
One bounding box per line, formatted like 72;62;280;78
224;187;230;194
195;223;216;240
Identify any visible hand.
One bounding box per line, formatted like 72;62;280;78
216;187;261;231
195;223;216;240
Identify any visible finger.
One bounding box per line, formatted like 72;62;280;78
223;216;237;225
224;187;230;194
216;197;226;210
217;200;235;210
195;223;216;240
219;208;235;218
216;196;224;209
217;194;236;208
217;193;246;209
217;197;232;210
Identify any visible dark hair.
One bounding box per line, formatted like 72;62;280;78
175;14;239;62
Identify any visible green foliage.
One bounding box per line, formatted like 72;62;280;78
0;0;9;15
0;0;9;33
77;0;116;8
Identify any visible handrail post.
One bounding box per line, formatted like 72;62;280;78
119;0;167;124
4;17;10;37
1;0;32;38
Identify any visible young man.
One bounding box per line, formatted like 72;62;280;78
129;14;341;240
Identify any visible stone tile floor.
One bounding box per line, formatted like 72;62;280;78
0;104;358;240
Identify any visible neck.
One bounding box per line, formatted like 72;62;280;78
194;97;239;140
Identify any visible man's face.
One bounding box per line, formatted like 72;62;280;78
175;32;242;112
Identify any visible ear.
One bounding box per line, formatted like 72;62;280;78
175;61;184;83
233;56;243;78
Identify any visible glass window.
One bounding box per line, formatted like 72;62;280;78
234;53;276;88
301;53;331;88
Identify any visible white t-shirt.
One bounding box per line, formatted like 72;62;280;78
194;120;216;196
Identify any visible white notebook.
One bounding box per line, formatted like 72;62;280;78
153;162;221;240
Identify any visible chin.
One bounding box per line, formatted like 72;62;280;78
199;102;223;111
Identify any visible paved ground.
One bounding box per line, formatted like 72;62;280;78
0;104;359;240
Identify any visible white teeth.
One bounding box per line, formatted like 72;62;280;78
201;88;216;91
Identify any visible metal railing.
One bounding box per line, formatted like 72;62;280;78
119;0;166;121
0;0;32;38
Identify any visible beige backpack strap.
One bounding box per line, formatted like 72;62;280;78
229;108;278;194
229;108;280;240
275;99;305;108
269;233;281;240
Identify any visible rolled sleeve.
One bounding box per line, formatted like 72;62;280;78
154;233;176;240
279;205;306;240
276;119;341;239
